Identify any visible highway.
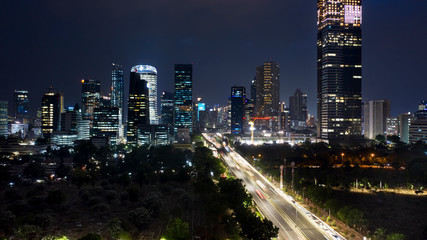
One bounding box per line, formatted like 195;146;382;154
203;133;345;240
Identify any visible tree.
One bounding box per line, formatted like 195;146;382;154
163;218;190;240
375;135;386;144
324;199;342;214
46;189;67;205
373;228;387;240
128;207;151;230
219;178;252;209
386;233;406;240
78;233;101;240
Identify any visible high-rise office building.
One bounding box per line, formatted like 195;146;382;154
230;86;246;135
398;113;412;143
250;77;256;104
161;91;174;125
255;62;280;117
317;0;363;140
14;90;29;123
81;79;101;122
111;63;124;141
93;106;120;145
289;89;308;128
127;68;150;145
130;65;158;125
60;104;81;132
409;101;427;143
0;101;8;137
386;117;398;136
363;100;390;139
41;89;64;138
111;63;124;111
174;64;193;140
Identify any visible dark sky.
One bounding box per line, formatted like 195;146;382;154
1;0;426;117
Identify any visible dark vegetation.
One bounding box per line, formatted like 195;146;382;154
0;140;278;240
234;136;427;240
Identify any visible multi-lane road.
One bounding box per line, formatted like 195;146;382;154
203;133;345;240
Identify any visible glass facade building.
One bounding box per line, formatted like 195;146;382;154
111;63;124;141
81;79;101;122
14;90;29;123
255;62;280;117
41;89;64;138
130;65;158;125
230;86;246;135
317;0;363;140
161;91;174;125
174;64;193;135
127;68;150;145
93;106;120;145
0;101;8;137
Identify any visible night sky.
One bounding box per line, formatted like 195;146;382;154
1;0;426;117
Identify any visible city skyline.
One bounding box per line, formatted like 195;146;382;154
1;1;427;118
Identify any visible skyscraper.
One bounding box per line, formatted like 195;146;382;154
363;100;390;139
255;62;280;117
0;101;8;137
289;89;308;128
93;106;120;145
14;90;29;123
81;78;101;122
161;91;174;125
111;63;124;141
174;64;193;139
317;0;362;140
41;89;63;138
230;86;246;135
127;68;150;145
130;65;158;125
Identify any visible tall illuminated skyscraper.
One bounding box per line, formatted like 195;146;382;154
41;89;64;138
0;101;8;137
254;62;280;117
230;86;246;135
130;65;158;125
14;90;29;123
127;68;150;145
81;78;101;122
174;64;193;138
317;0;362;140
111;63;124;111
111;63;124;141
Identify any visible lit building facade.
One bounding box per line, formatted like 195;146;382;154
230;86;246;135
174;64;193;137
317;0;363;140
93;106;120;145
127;68;150;145
255;62;280;117
41;89;63;139
409;101;427;143
137;125;169;146
130;65;158;125
363;100;390;139
14;90;29;123
289;89;308;129
112;63;124;141
81;79;101;122
398;113;412;143
386;117;398;136
77;120;91;140
61;105;81;132
0;101;8;137
161;91;174;125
